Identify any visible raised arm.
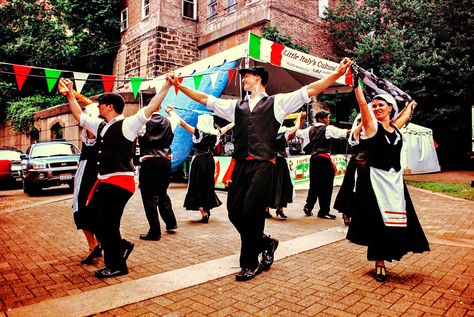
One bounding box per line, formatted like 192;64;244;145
307;57;352;97
165;105;195;135
391;100;417;129
167;73;209;105
354;85;376;137
142;79;172;118
219;122;235;136
59;78;83;122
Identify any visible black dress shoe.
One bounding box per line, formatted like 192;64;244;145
166;225;178;233
199;215;209;223
375;265;387;282
235;266;261;282
317;214;336;220
121;239;134;261
139;233;161;241
80;244;102;265
276;208;287;219
303;207;313;216
94;267;128;278
260;237;279;271
264;211;273;219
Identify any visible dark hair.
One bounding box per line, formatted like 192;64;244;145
315;110;330;122
96;93;125;114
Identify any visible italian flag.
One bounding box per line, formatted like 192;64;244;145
249;33;285;66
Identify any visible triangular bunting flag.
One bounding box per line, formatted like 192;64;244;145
13;64;32;91
270;42;285;66
44;68;62;92
130;77;143;99
209;73;218;88
227;69;236;87
345;67;353;86
152;78;165;91
249;33;261;60
73;72;89;94
102;75;116;92
174;77;184;95
193;74;203;90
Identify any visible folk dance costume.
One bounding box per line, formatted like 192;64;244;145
269;128;294;215
296;120;348;219
183;123;222;216
347;122;429;262
138;112;179;240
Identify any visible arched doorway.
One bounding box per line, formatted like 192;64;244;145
50;122;63;139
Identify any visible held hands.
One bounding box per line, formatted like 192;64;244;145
58;78;73;95
164;104;174;114
165;72;179;87
336;57;353;76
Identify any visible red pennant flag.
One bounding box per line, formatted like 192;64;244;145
227;69;236;87
102;75;116;92
270;42;285;66
13;64;32;91
174;77;184;95
345;67;353;86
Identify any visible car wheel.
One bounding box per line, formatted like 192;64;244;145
24;182;42;196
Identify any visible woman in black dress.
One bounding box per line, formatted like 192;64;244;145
347;83;429;282
167;106;233;223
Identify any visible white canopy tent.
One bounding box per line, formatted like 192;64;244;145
400;123;441;174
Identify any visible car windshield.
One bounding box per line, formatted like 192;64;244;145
30;143;80;158
0;150;22;160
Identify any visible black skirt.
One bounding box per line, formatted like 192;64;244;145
74;159;98;231
269;156;293;209
347;165;430;262
184;152;222;211
333;155;357;217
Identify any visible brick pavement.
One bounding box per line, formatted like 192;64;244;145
1;182;473;316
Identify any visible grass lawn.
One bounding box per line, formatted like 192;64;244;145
406;181;474;201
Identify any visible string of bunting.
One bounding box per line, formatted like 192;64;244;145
0;61;238;99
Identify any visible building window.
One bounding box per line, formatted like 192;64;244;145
318;0;329;18
120;8;128;32
183;0;197;20
142;0;150;20
208;0;217;18
225;0;236;13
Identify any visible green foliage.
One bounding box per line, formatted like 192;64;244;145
6;95;64;133
262;25;310;54
323;0;474;168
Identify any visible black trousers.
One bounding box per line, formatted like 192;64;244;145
227;160;274;270
305;155;335;215
93;183;133;270
139;158;177;235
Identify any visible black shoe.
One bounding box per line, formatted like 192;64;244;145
199;215;209;223
264;211;273;219
122;239;134;261
317;213;336;220
276;208;287;219
94;267;128;278
166;225;178;233
80;244;102;265
375;265;387;282
303;206;313;216
260;237;279;271
139;233;161;241
235;266;261;282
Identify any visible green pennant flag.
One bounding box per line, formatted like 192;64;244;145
130;77;143;99
249;33;261;60
44;68;62;92
193;74;203;90
359;80;365;89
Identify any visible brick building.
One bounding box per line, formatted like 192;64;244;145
114;0;337;90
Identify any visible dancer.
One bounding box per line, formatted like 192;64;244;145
296;110;349;219
60;77;172;278
137;98;179;241
268;113;302;219
72;104;101;264
168;57;352;281
166;106;233;223
347;77;429;282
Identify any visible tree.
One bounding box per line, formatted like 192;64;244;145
324;0;474;168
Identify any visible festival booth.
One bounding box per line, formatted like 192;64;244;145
143;33;353;189
400;123;441;174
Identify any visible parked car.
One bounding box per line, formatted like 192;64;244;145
21;140;81;195
0;147;24;188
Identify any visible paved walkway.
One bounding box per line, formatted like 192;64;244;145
1;179;473;316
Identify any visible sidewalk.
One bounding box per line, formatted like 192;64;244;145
1;182;473;316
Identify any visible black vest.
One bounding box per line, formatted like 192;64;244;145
96;120;135;174
308;125;331;155
366;122;402;171
79;140;98;162
193;129;218;154
233;96;281;161
275;132;288;158
138;113;173;156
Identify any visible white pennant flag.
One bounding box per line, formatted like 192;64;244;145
209;72;218;88
72;72;89;94
152;78;166;91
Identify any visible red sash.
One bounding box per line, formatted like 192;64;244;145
86;175;135;206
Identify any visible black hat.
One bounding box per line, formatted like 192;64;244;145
239;66;269;85
95;93;125;113
315;110;331;122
